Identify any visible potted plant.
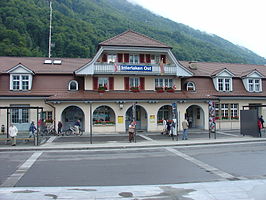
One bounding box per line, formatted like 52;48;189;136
165;87;175;93
155;87;164;93
130;86;140;92
98;86;107;93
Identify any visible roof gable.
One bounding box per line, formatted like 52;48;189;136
212;68;235;77
241;69;264;78
99;30;171;48
6;63;34;74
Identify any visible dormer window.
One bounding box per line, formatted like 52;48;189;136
68;80;78;91
186;82;195;91
248;79;261;92
11;74;31;91
218;78;230;91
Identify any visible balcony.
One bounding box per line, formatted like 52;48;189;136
93;63;177;75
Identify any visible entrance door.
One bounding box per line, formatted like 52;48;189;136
126;105;147;131
61;106;84;130
186;105;204;129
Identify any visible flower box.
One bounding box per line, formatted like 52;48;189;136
130;87;140;92
155;87;164;93
98;86;107;93
165;87;175;93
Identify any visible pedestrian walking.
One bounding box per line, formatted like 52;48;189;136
170;119;177;140
259;115;264;128
166;120;171;135
128;121;135;142
258;118;262;137
9;124;18;146
74;120;81;134
57;121;63;135
28;121;37;139
182;118;189;140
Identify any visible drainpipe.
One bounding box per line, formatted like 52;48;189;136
45;100;56;130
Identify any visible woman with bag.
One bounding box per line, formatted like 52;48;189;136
128;121;135;143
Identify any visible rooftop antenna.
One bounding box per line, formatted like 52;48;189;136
48;0;53;58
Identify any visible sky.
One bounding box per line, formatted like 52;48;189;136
128;0;266;58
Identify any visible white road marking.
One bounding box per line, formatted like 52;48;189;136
216;131;239;137
1;152;43;187
164;147;241;180
138;134;155;141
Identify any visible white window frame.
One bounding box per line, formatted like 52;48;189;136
129;77;140;88
98;77;109;89
186;82;195;91
68;80;79;91
230;104;238;119
129;54;139;64
155;78;173;88
150;55;160;64
107;54;117;63
221;104;229;119
248;78;261;92
10;74;31;91
217;78;231;92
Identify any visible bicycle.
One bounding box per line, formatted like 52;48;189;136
41;124;57;136
64;126;84;136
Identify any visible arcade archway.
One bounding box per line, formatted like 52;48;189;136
61;106;84;130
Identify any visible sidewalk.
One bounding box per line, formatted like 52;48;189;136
0;179;265;200
0;130;266;151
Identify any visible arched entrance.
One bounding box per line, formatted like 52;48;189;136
126;105;147;131
186;105;205;129
61;106;84;130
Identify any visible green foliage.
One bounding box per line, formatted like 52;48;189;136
0;0;265;65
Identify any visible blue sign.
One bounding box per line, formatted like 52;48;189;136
120;65;152;72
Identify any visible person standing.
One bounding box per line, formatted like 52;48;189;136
28;121;37;138
9;124;18;146
258;118;262;137
128;121;135;142
57;121;63;135
161;119;167;135
182;118;189;140
74;120;81;134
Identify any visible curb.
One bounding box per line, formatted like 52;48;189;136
0;137;265;152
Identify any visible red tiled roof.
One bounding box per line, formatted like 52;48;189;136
99;30;171;48
0;57;90;74
180;61;266;77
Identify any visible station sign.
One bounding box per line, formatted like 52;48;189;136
120;65;152;72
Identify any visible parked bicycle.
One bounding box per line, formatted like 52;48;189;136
64;126;84;136
41;123;57;136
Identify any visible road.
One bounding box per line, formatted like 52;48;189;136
1;141;266;188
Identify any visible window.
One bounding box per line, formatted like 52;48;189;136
42;111;53;122
11;74;30;90
98;78;109;89
157;105;172;123
218;78;231;91
248;78;261;92
93;106;115;125
68;80;78;91
230;104;239;119
186;82;195;91
155;78;173;88
129;55;139;64
10;105;29;124
107;54;117;63
129;77;140;88
215;103;239;120
150;55;160;64
221;104;229;119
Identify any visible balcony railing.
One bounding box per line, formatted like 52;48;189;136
93;63;177;75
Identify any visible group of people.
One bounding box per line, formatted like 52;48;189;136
161;118;189;140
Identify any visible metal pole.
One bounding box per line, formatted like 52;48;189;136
90;102;93;144
6;108;9;140
36;108;39;146
133;103;136;143
48;0;52;58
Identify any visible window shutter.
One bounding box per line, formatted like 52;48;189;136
140;77;145;90
93;77;98;90
161;55;166;64
118;53;123;63
146;54;151;63
102;54;107;62
124;53;129;63
140;54;145;63
124;77;129;90
109;77;114;90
